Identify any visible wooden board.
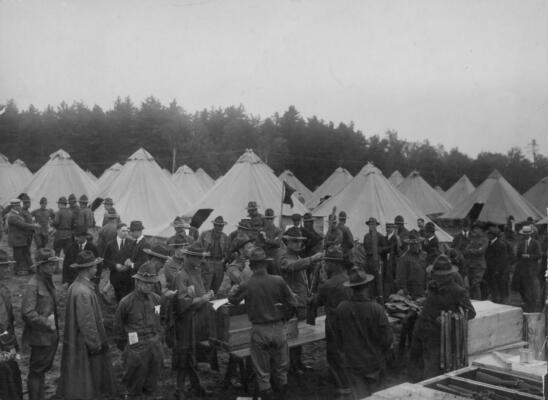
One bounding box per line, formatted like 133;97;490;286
468;300;523;355
365;382;468;400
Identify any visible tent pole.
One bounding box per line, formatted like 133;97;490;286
279;183;284;230
171;147;177;173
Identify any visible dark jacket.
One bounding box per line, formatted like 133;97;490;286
131;236;151;270
396;249;428;298
62;241;99;284
21;272;58;346
335;293;393;375
280;249;313;307
96;222;118;256
317;272;351;346
485;237;509;278
452;231;471;253
337;223;354;254
7;209;36;247
422;234;441;265
199;229;229;260
103;237;135;290
58;276;115;399
52;208;73;240
515;237;541;279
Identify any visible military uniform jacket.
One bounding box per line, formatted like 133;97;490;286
167;231;195;250
337;223;354;254
0;283;17;349
199;229;229;260
217;258;252;296
324;227;343;250
21;272;58;346
31;208;54;235
7;209;36;247
463;236;488;270
280;249;312;307
52;208;73;240
422;234;441;266
395;249;428;298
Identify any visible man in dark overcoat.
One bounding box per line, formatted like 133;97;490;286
58;251;116;400
485;225;510;303
21;248;61;400
513;225;542;312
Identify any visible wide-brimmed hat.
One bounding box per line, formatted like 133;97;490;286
232;234;253;252
57;196;67;205
182;242;210;258
324;246;343;262
426;255;459;276
212;216;228;226
104;197;114;206
0;249;15;266
132;261;159;283
31;248;61;269
303;212;314;222
385;222;397;230
520;225;534;235
424;222;436;233
172;216;190;229
338;211;347;220
70;250;103;269
79;194;88;203
74;227;88;238
394;215;405;225
144;244;170;260
283;226;307;241
129;220;145;231
107;210;120;219
68;194;77;203
291;213;302;222
366;217;380;226
263;209;276;219
246;201;258;211
248;247;272;266
404;229;424;244
344;267;374;288
237;219;254;231
18;193;30;201
39;197;47;204
487;225;501;236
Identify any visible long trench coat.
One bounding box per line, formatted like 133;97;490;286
58;276;115;400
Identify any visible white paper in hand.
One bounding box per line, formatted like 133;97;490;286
128;332;139;345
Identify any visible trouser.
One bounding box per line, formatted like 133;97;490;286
174;348;201;391
408;328;440;382
290;306;306;370
345;369;380;400
201;262;213;292
53;237;72;257
12;245;32;274
467;266;485;300
208;260;225;294
28;343;58;400
123;339;163;397
34;233;49;249
325;330;350;393
486;270;509;304
250;321;289;392
0;359;23;400
518;275;541;312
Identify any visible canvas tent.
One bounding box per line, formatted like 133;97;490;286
0;154;25;205
278;170;313;204
12;159;33;182
93;148;191;235
171;165;207;205
97;162;123;191
523;177;548;216
195;167;215;191
388;170;404;187
397;171;453;215
312;163;452;241
85;170;97;182
14;149;97;207
444;175;475;207
441;170;543;224
306;167;353;209
155;149;309;236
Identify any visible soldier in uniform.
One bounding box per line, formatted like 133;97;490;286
31;197;54;249
217;235;253;296
199;216;229;293
229;247;298;400
77;195;95;233
166;217;196;254
67;194;81;235
417;218;426;238
114;262;164;400
7;198;39;275
280;227;323;374
337;211;354;266
255;209;283;270
324;214;343;250
172;243;214;399
246;201;264;241
52;197;74;257
362;217;388;299
22;248;60;400
394;215;410;244
395;230;427;299
384;223;401;298
315;247;352;399
102;198;119;227
0;250;23;400
463;225;488;300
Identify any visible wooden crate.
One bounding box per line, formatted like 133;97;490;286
210;303;298;351
468;300;523;356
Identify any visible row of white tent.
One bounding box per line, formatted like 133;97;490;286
1;148;544;240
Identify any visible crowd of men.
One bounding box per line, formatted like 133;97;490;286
0;194;545;400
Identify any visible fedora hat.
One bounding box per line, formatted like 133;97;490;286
394;215;405;225
31;248;61;269
132;261;159;283
303;212;314;222
0;249;15;266
404;229;424;244
324;246;343;262
74;226;88;238
282;226;307;241
344;267;374;288
18;193;30;201
172;216;190;229
487;225;501;236
365;217;380;226
182;242;210;258
129;220;145;231
520;225;534;235
426;255;459;276
144;243;170;260
212;216;228;225
263;209;276;219
424;222;436;233
246;201;258;210
70;250;103;269
291;213;302;222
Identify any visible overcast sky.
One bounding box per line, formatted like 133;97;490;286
1;0;547;157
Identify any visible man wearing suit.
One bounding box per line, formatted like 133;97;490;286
7;199;39;276
103;223;135;302
513;225;542;312
362;217;388;299
129;221;151;271
485;226;509;304
452;219;472;279
62;227;99;286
